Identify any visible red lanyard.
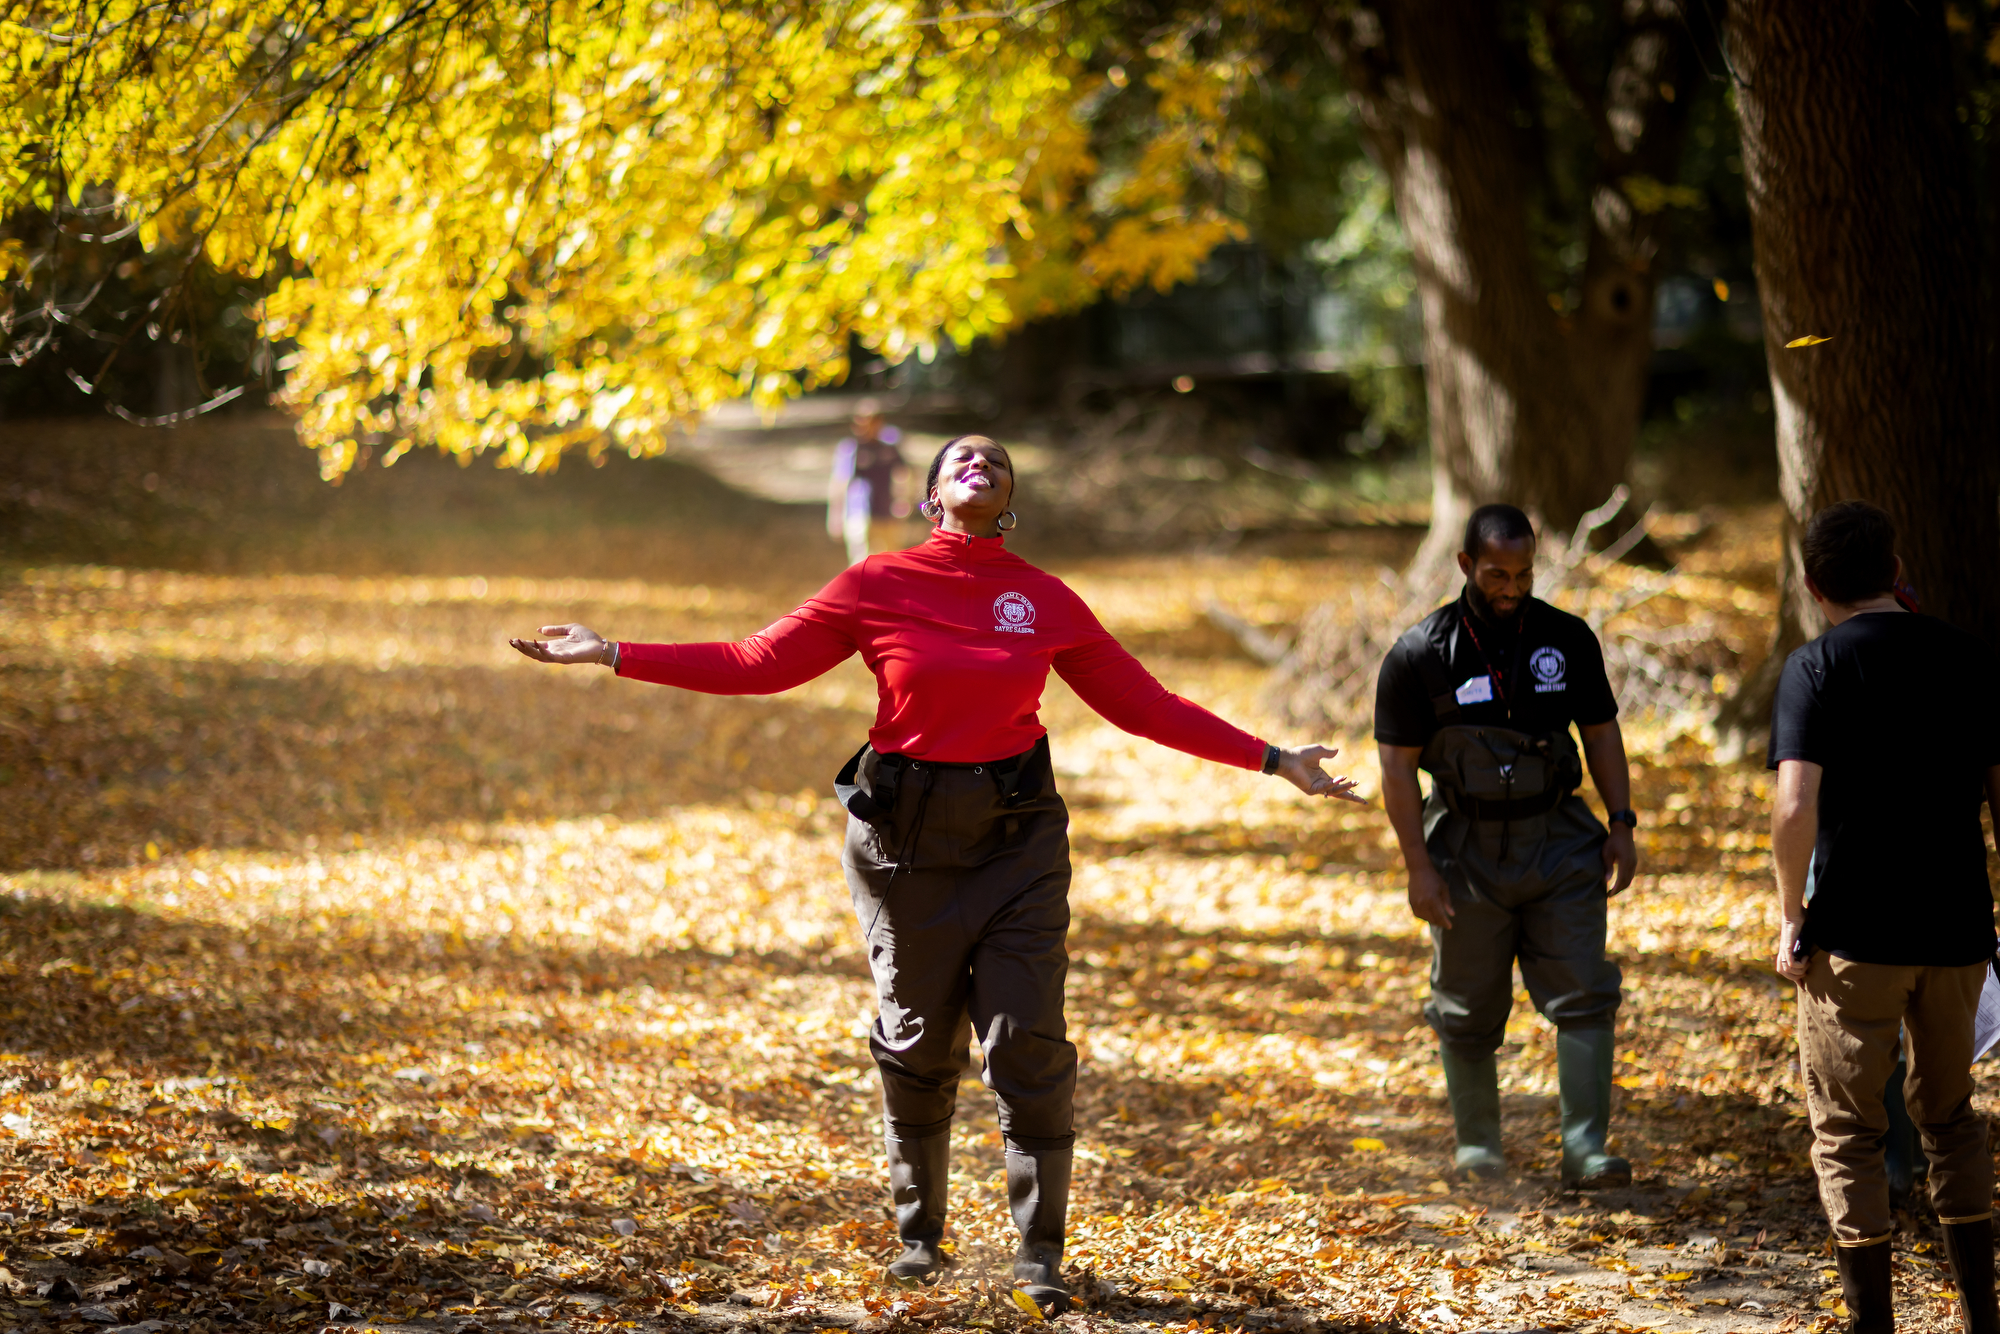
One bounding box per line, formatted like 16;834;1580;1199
1460;610;1522;705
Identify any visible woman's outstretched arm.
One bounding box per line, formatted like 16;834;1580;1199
511;614;856;694
510;572;860;695
1052;621;1364;802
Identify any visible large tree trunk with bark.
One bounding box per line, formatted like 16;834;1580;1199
1326;0;1689;576
1269;1;1693;726
1714;0;2000;754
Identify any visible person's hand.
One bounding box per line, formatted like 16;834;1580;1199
1603;824;1637;895
1775;916;1809;984
1408;862;1453;928
509;624;613;665
1274;744;1367;803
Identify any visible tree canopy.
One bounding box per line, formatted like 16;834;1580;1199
2;1;1279;473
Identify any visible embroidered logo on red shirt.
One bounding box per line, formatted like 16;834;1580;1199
993;591;1037;634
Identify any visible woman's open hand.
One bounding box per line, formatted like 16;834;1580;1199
1276;744;1366;803
510;624;612;665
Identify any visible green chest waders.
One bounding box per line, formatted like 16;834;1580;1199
1400;619;1628;1186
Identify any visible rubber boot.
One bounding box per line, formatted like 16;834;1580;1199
1941;1219;2000;1334
1556;1027;1631;1189
1835;1238;1895;1334
885;1128;950;1284
1883;1052;1925;1212
1440;1046;1506;1179
1007;1146;1071;1314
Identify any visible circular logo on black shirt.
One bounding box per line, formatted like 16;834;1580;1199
1530;646;1567;689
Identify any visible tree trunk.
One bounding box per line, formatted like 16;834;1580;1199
1715;0;1999;754
1325;0;1690;576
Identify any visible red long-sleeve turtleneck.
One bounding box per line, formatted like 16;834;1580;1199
615;527;1268;768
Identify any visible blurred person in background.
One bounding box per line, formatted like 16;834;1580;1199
510;435;1367;1312
828;398;909;565
1375;503;1638;1189
1770;500;2000;1334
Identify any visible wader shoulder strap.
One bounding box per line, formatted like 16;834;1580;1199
1397;620;1460;724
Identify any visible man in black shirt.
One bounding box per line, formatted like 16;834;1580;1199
1769;500;2000;1334
1375;504;1638;1187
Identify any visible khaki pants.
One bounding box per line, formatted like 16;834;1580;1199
1797;952;1992;1244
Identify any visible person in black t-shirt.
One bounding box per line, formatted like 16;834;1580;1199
1375;504;1638;1188
1768;500;2000;1334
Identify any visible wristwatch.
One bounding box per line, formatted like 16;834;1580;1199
1607;808;1638;828
1260;743;1281;775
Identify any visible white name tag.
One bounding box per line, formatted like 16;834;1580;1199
1454;675;1494;705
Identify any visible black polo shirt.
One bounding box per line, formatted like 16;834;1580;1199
1767;611;2000;966
1374;593;1619;751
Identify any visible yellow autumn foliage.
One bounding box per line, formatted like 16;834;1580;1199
1;1;1259;474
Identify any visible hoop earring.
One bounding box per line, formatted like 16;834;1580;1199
996;511;1018;531
919;499;941;520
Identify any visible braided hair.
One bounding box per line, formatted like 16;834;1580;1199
923;435;1014;515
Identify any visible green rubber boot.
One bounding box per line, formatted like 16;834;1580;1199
1557;1028;1631;1189
1440;1047;1506;1179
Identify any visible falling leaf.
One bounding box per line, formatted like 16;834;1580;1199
1010;1287;1048;1322
1785;334;1832;347
1350;1137;1387;1152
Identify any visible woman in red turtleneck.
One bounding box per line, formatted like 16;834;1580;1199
512;436;1362;1310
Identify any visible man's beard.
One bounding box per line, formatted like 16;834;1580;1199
1464;581;1520;626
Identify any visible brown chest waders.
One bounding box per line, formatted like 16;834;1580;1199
837;738;1075;1308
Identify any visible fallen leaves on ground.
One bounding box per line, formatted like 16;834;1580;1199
0;493;1985;1334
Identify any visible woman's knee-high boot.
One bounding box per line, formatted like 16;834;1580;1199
885;1128;951;1283
1007;1147;1071;1313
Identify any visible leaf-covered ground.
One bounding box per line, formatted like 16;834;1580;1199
0;454;1989;1334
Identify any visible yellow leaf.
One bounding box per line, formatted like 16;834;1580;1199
1350;1137;1387;1152
1164;1277;1194;1291
1615;1075;1644;1088
1785;334;1833;348
1109;1147;1136;1158
145;841;161;860
1712;279;1730;301
1010;1286;1047;1322
1661;1272;1693;1281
